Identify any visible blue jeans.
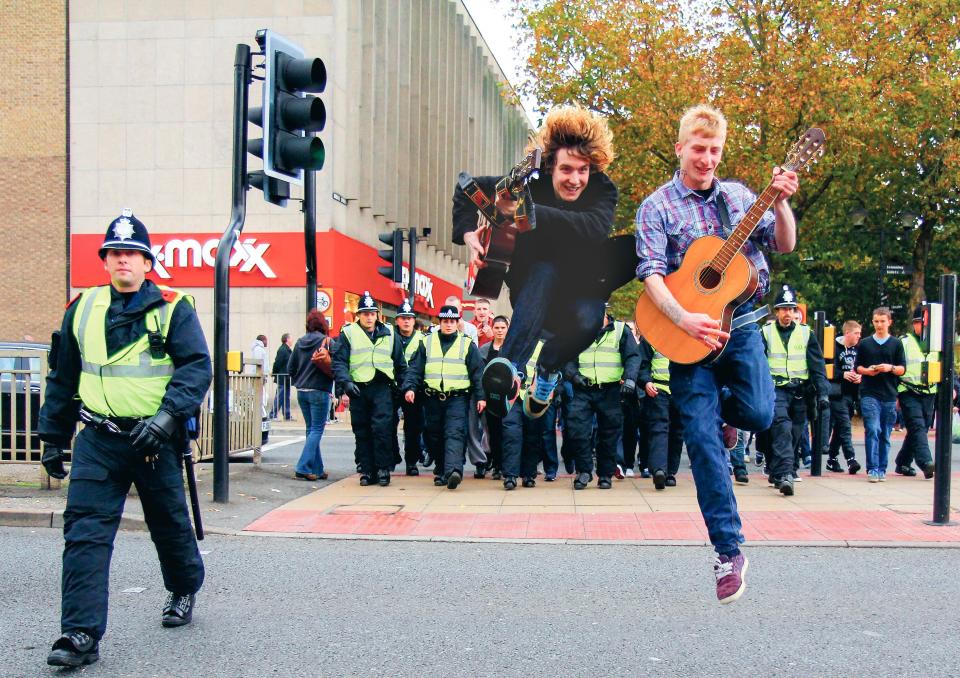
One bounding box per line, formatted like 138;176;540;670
670;324;774;555
296;390;330;476
861;396;896;473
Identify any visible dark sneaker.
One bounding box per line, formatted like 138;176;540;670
446;470;462;490
721;424;738;451
614;464;625;480
47;631;99;667
474;463;487;480
503;476;517;490
779;477;795;496
433;475;445;487
714;553;749;604
734;469;749;485
482;358;521;418
895;465;917;477
597;476;613;490
359;475;372;486
573;472;592;490
523;370;560;419
406;465;420;476
754;451;764;467
544;472;557;482
491;468;503;480
161;592;195;628
522;477;536;488
377;469;391;486
825;458;844;473
664;475;677;487
922;461;935;480
640;467;651;479
847;459;861;474
653;469;666;490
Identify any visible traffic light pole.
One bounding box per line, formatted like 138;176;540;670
927;273;956;526
213;44;252;503
811;311;827;477
303;145;317;313
407;227;417;304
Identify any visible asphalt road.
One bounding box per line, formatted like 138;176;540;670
5;526;959;677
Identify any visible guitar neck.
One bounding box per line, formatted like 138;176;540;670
712;180;782;272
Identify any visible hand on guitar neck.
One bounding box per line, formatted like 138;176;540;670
643;274;730;351
462;194;519;270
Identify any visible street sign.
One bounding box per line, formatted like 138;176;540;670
883;264;913;275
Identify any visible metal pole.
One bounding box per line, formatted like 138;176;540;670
304;146;317;313
213;44;251;503
878;227;886;305
407;227;417;305
927;273;956;525
811;311;826;476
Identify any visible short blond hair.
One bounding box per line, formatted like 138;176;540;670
841;320;861;333
526;105;615;173
678;104;727;145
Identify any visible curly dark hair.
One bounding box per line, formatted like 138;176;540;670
306;309;329;333
525;105;615;173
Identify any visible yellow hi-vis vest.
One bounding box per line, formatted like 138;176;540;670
763;322;810;381
423;331;470;391
519;340;544;400
578;321;625;384
343;322;395;383
402;330;425;363
650;351;671;394
899;333;938;394
73;284;187;418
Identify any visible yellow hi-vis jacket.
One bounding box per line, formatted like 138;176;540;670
763;322;810;381
578;321;625;384
899;333;938;394
423;332;470;391
342;322;395;383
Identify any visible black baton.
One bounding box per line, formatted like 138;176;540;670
183;444;204;540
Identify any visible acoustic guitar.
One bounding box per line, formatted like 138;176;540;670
634;128;825;365
459;147;542;299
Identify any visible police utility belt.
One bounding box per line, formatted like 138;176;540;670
773;378;805;392
79;407;143;434
576;378;620;390
424;387;470;401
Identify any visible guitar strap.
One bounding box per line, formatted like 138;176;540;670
457;172;535;233
715;189;734;239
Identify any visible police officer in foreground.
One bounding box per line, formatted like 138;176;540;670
39;209;212;667
332;292;407;486
403;305;485;489
894;304;938;479
760;285;829;496
564;313;640;490
395;298;426;475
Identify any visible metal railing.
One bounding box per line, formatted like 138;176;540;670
194;359;265;463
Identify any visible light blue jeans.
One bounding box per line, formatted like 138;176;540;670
860;396;896;473
296;390;331;476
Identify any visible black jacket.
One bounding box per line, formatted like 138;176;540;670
452;171;619;293
832;338;859;399
38;280;212;446
272;342;292;376
287;331;334;392
403;331;485;400
331;322;406;393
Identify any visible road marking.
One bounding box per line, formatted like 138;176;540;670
262;436;305;451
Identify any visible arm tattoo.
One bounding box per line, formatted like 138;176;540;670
659;297;685;326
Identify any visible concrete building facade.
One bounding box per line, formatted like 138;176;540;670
3;0;530;352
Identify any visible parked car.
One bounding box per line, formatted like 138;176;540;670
0;342;49;457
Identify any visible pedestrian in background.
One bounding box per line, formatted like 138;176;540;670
288;310;334;481
271;333;293;421
827;320;862;474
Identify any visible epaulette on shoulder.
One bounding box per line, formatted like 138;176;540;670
160;288;179;303
65;292;82;309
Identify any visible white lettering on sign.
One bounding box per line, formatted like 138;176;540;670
151;238;277;279
400;266;435;308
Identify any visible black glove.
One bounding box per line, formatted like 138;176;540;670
620;379;636;397
571;374;589;389
344;382;361;398
130;410;180;456
818;396;830;411
41;444;68;480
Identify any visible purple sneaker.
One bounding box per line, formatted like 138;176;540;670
714;553;749;604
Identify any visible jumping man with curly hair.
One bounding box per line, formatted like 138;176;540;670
453;106;618;419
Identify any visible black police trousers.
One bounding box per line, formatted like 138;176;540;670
566;383;622;477
644;391;684;476
895;390;936;469
828;394;857;461
769;387;807;479
423;393;469;478
398;395;425;468
500;401;544;479
351;379;397;476
61;426;203;640
621;396;647;471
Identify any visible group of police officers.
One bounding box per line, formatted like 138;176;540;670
34;210;942;667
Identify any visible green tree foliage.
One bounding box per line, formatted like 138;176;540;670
518;0;959;330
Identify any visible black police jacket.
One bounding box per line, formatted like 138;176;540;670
452;171;619;293
38;280;213;446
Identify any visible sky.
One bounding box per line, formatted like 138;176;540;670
460;0;538;122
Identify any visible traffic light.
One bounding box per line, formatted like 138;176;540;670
247;29;326;206
378;229;403;283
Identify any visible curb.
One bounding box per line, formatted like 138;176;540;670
0;508;239;537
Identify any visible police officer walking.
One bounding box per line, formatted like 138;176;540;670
499;339;548;489
894;305;938;479
637;337;685;489
395;299;426;475
760;285;829;496
38;209;212;667
403;305;485;489
332;292;407;487
564;314;640;490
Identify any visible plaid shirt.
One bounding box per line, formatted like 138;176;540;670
635;171;780;298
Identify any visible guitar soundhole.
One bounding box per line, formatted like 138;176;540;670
698;266;722;290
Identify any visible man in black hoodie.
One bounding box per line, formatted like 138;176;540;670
270;333;293;420
453;106;618;420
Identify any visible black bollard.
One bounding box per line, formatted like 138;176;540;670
926;274;956;526
811;311;829;476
